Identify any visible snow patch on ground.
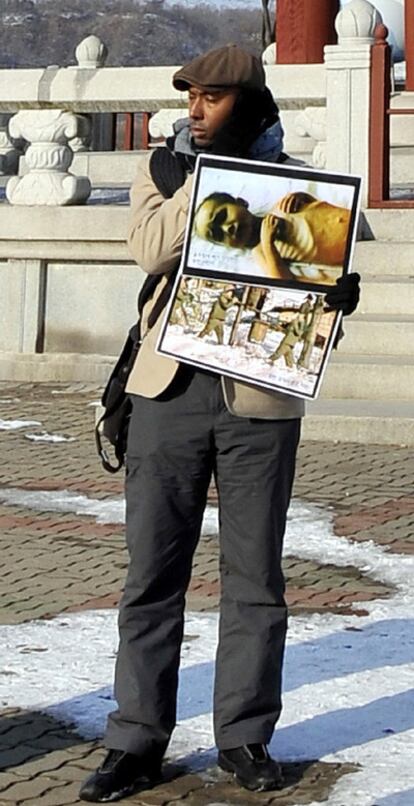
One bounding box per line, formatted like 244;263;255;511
0;419;41;430
0;488;126;525
24;432;76;443
0;487;413;803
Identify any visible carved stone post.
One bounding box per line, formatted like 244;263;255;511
6;110;91;205
75;35;108;68
0;114;23;175
295;107;327;168
68;115;92;153
73;35;109;153
324;0;381;205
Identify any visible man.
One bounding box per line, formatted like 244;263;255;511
268;308;308;369
197;285;240;344
170;277;194;327
80;44;360;803
297;295;326;370
194;190;351;283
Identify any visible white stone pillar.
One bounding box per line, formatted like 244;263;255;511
6;110;91;205
70;35;108;152
73;35;111;153
0;114;23;175
324;0;382;205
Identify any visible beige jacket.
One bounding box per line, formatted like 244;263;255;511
125;152;305;420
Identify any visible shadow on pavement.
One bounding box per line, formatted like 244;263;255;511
373;789;414;806
0;709;92;771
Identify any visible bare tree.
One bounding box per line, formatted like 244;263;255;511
261;0;274;50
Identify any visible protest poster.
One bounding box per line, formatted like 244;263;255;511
157;155;361;399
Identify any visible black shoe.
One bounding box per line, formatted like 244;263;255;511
218;743;283;792
79;748;162;802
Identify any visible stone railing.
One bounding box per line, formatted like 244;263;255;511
0;30;326;204
0;1;394;208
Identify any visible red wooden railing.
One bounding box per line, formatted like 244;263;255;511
369;23;414;208
110;111;153;151
405;0;414;91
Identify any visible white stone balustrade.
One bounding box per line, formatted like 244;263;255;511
0;114;23;175
75;35;108;69
293;0;381;187
68;115;92;154
295;107;327;168
70;36;107;154
0;63;325;115
262;43;277;65
6;110;91;205
149;109;181;139
324;0;382;204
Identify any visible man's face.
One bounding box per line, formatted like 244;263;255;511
188;86;238;147
194;197;256;249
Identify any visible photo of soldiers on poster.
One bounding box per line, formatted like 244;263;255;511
159;277;340;400
157;155;360;399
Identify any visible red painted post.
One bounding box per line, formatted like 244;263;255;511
369;24;391;205
405;0;414;90
276;0;339;64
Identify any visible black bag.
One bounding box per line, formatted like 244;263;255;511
95;324;140;473
95;146;189;473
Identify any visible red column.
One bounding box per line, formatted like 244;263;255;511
405;0;414;90
369;24;391;205
276;0;339;64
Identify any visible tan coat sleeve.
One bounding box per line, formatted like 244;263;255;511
127;152;194;275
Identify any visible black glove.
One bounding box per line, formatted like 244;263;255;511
324;272;361;316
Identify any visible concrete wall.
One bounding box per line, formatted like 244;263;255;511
0;206;145;365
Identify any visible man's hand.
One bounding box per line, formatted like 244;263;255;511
324;272;361;316
257;215;294;281
261;213;279;248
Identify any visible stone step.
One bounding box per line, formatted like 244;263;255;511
361;208;414;241
1;353;412;445
342;315;414;355
3;350;413;400
391;146;414;183
353;240;414;276
321;354;414;400
304;399;414;446
0;353;114;384
390;92;414;147
358;277;414;315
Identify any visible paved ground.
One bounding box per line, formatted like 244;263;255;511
0;382;413;805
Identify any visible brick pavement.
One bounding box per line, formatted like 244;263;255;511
0;383;412;805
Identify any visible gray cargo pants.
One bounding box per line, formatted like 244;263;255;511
105;368;300;755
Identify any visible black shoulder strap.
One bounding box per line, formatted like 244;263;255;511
137;147;189;318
